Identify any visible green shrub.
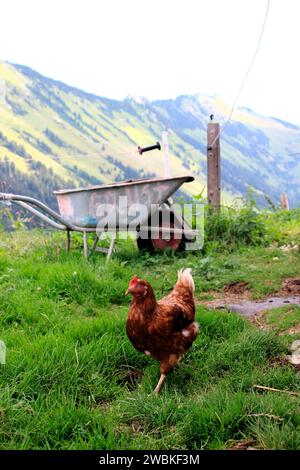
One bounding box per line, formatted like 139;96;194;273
205;205;268;249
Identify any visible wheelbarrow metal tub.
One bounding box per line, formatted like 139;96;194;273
53;176;194;228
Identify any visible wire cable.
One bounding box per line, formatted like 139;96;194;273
209;0;271;149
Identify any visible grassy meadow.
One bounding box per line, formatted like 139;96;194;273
0;207;300;450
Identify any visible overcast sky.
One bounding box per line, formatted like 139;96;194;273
1;0;300;125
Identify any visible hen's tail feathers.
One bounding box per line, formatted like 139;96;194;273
177;268;195;293
182;322;199;340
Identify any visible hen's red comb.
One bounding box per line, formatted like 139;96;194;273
129;274;139;287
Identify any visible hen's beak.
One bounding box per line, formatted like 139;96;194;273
125;287;131;295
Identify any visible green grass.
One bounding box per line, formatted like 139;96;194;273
261;305;300;335
0;227;300;450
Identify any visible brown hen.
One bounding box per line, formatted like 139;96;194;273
125;268;199;394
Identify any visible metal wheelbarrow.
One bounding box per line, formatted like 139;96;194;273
0;175;197;259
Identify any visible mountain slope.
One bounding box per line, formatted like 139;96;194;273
0;61;300;210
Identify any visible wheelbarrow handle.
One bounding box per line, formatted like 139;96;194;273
138;142;161;155
0;192;74;231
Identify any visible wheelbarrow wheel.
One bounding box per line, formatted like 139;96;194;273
151;221;184;252
136;236;154;253
137;212;185;253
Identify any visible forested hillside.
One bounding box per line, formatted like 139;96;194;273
1;61;300;209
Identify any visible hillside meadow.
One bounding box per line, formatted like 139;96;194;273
1;60;300;208
0;207;299;450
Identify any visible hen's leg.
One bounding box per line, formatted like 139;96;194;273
154;374;166;395
154;355;179;394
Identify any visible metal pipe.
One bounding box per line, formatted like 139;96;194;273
137;142;161;155
12;201;67;230
83;232;89;258
66;229;71;253
0;192;96;232
0;192;76;230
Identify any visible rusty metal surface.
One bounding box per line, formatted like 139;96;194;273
54;176;194;228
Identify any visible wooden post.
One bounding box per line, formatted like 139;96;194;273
207;121;221;210
280;193;289;210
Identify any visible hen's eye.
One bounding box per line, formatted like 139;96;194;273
137;283;147;291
